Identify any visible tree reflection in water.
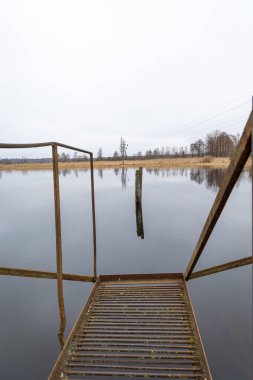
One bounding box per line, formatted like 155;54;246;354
0;167;250;193
121;167;128;189
145;167;251;192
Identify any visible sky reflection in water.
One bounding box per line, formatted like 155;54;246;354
0;168;251;380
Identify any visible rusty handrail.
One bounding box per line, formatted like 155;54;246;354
185;106;253;280
0;141;97;348
52;144;66;347
90;153;97;278
0;267;95;282
188;256;252;279
0;142;92;154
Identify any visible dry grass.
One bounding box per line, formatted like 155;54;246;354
0;156;251;171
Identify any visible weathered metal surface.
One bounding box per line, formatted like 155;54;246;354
0;141;98;347
99;273;184;282
0;267;94;282
49;276;211;379
52;144;66;348
0;142;92;154
185;110;253;280
0;142;56;148
189;256;252;279
90;153;97;278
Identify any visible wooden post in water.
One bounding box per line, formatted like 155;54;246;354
135;168;144;239
52;144;66;349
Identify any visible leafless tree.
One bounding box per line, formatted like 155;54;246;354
120;137;128;164
97;148;103;159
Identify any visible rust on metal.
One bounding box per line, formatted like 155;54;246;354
48;276;211;379
185;110;253;280
0;140;98;349
189;256;252;279
90;153;97;279
99;273;183;282
52;144;66;348
0;141;92;154
0;267;94;282
2;112;252;378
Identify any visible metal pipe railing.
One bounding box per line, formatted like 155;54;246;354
0;141;97;348
0;142;92;154
52;144;66;347
90;153;97;278
185;103;253;280
188;256;252;279
0;267;94;282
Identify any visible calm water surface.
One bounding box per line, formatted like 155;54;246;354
0;168;252;379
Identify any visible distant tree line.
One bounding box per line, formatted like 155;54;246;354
108;131;240;160
61;152;89;162
189;131;240;157
0;157;52;164
0;131;240;165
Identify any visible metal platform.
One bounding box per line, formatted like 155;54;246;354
1;105;252;379
49;274;211;379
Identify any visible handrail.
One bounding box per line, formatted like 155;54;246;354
0;141;97;348
185;104;253;280
52;144;65;347
90;153;97;278
188;256;252;279
0;266;95;282
0;142;92;155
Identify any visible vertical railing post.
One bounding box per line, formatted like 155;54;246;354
252;97;253;288
90;153;97;279
52;144;66;348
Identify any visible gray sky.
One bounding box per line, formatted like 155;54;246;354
0;0;252;158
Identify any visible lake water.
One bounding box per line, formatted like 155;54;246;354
0;167;252;379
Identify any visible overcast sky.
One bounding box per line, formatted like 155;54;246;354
0;0;252;158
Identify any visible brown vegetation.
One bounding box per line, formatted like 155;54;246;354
0;156;251;171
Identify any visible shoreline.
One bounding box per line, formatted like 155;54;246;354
0;156;251;171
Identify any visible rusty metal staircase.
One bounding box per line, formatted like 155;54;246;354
0;100;252;380
49;275;211;380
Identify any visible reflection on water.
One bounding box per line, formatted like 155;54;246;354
0;167;251;379
98;169;103;179
1;167;250;192
114;168;119;176
145;167;251;192
135;168;144;239
121;167;128;188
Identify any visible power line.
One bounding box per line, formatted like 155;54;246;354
166;100;250;139
180;117;247;140
171;90;252;132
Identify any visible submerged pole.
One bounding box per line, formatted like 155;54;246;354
135;167;144;239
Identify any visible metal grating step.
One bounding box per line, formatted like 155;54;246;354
49;275;211;379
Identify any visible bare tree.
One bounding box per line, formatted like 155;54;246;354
113;151;119;159
195;139;205;156
205;130;238;157
190;143;197;157
97;148;103;159
120;137;128;164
